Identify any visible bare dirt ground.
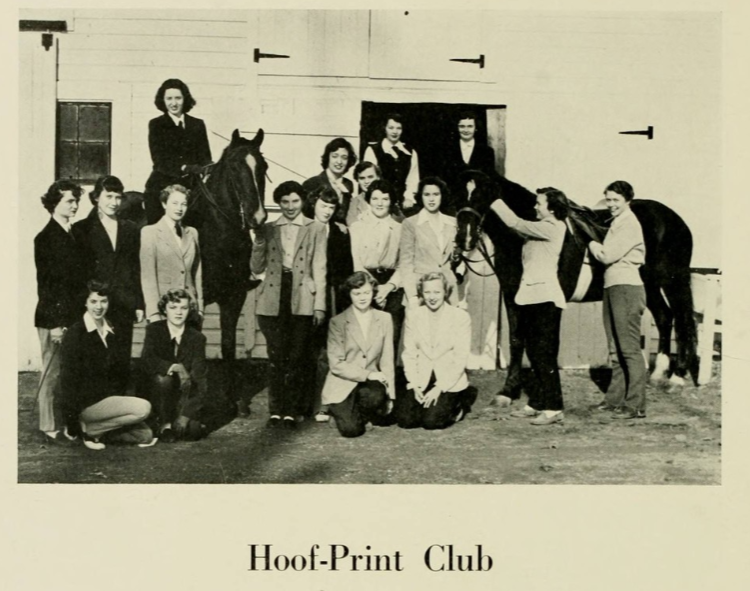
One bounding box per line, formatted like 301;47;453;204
17;362;721;485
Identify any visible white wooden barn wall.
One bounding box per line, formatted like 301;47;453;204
18;9;721;371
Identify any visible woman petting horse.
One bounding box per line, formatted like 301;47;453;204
454;170;697;404
490;188;569;425
144;79;212;225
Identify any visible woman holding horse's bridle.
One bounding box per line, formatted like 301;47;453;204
144;78;212;225
490;187;569;426
588;180;647;419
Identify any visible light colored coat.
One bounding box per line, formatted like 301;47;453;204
322;307;395;404
492;200;567;308
401;303;471;393
398;210;457;300
140;216;203;318
251;215;327;316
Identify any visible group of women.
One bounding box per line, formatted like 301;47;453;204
32;78;649;450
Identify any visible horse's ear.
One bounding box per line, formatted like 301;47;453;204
231;129;241;143
249;128;264;148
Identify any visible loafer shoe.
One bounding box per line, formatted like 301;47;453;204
530;412;564;426
593;401;616;412
81;433;105;451
282;417;297;431
611;409;646;420
159;427;176;443
314;411;330;423
510;407;539;418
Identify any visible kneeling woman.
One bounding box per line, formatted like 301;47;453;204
395;272;476;430
321;272;395;438
140;289;208;442
61;281;154;450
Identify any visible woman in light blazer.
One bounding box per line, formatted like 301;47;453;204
322;271;395;438
490;187;569;425
140;184;203;324
396;272;476;430
398;177;458;306
251;181;327;429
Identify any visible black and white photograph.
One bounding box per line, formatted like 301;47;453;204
4;1;748;590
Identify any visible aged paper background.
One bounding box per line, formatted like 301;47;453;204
2;1;749;590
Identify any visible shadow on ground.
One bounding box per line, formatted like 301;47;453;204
17;361;721;485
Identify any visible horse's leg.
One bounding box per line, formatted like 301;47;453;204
662;272;698;385
218;289;250;415
644;278;673;383
496;289;524;403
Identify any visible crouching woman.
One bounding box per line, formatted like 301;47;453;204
61;281;154;450
321;272;396;438
395;272;476;430
140;289;208;442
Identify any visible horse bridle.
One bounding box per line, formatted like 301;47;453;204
455;205;499;279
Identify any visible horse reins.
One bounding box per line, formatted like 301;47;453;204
455;206;500;279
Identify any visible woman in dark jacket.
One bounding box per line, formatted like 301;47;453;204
61;281;154;450
144;78;212;224
302;137;357;225
140;289;208;442
73;175;145;360
34;179;88;443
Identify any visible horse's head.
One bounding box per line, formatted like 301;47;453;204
454;170;496;252
218;128;268;230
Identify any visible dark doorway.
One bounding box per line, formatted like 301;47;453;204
359;101;507;183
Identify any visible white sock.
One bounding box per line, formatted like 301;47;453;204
543;410;562;418
524;405;535;412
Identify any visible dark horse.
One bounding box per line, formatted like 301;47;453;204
453;171;698;401
124;129;268;405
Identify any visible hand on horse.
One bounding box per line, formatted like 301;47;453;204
182;164;205;175
50;326;66;345
135;309;145;324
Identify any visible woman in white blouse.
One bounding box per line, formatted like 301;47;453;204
350;179;404;352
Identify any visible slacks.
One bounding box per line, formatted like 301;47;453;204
36;327;62;432
518;302;564;411
257;272;313;417
328;380;391;438
394;373;477;430
603;284;647;412
79;395;152;440
147;374;204;440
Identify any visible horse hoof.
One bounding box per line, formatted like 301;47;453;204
491;394;512;408
650;353;671;382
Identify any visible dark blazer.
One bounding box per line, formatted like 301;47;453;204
147;113;212;181
302;172;354;225
60;318;130;422
34;219;88;329
442;141;496;193
72;212;145;325
140;320;207;420
314;220;354;315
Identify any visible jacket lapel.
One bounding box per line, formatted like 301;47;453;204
293;218;311;254
158;218;183;260
345;307;367;355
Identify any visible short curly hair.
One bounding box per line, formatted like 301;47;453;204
320;137;357;173
160;184;190;205
604;180;635;202
157;288;195;317
416;272;453;301
416;176;450;207
154;78;197;114
340;271;379;304
40;180;83;213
